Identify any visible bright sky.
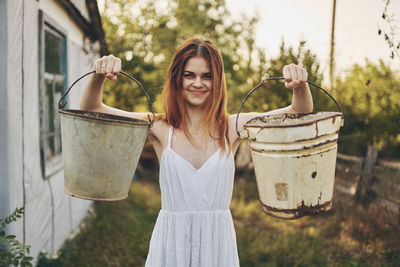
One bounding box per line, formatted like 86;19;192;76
226;0;400;78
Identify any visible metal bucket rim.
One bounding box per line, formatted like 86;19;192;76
244;111;343;129
64;189;128;201
59;109;151;127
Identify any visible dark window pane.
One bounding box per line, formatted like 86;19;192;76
44;28;65;74
43;77;64;164
44;79;54;133
54;81;63;131
46;135;55;162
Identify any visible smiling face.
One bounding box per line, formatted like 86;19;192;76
182;56;212;108
162;37;230;151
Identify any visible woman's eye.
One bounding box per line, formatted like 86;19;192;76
183;73;194;77
203;74;212;80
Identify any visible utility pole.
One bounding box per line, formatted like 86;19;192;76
329;0;337;91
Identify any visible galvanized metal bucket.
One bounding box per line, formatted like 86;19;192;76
236;78;344;219
58;71;155;201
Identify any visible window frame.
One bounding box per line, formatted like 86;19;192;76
38;10;68;179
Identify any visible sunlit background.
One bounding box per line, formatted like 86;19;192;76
99;0;400;81
227;0;400;76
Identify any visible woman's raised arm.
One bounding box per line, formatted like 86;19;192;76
229;63;313;148
79;54;153;121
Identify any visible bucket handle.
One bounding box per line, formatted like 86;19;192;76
58;70;156;126
235;77;343;137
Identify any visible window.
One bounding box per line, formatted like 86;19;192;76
39;11;67;178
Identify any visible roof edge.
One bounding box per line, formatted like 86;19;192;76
54;0;108;55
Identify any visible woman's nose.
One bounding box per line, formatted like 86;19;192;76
193;76;202;87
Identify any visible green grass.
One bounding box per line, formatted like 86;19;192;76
37;169;400;267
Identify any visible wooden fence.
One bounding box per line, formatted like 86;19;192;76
335;146;400;212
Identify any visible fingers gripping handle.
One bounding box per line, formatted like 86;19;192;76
235;77;343;137
58;70;156;126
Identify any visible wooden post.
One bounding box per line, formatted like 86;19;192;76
356;145;378;204
329;0;337;91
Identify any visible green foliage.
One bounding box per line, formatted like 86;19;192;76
334;60;400;157
236;40;324;114
100;0;324;115
100;0;253;113
0;207;33;267
99;0;399;157
100;0;277;114
36;241;77;267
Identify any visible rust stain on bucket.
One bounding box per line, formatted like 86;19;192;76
261;200;333;220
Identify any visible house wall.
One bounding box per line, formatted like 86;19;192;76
39;0;85;48
1;0;99;263
1;0;25;248
70;0;90;22
0;0;10;222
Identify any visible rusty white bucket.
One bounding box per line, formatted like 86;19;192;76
236;78;344;219
58;71;155;201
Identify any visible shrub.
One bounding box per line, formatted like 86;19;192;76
0;207;33;267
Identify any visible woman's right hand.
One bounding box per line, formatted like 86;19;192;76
93;55;121;81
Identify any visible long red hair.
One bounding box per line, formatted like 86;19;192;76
161;37;230;151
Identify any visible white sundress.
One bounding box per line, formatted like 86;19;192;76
145;127;240;267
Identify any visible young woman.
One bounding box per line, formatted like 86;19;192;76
80;37;313;267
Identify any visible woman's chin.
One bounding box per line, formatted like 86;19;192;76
184;99;209;109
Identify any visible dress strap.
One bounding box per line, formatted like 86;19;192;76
167;126;173;148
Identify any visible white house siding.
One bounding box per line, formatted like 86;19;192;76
39;0;85;47
71;0;91;22
1;0;100;263
0;0;10;222
3;0;25;249
21;0;54;258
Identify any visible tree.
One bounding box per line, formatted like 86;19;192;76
236;40;324;115
334;60;400;157
100;0;258;114
99;0;325;130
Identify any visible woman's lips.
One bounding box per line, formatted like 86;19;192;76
190;90;207;96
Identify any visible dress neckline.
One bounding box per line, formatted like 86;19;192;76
162;126;222;172
167;146;221;172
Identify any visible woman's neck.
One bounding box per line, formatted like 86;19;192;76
181;104;220;147
184;104;207;131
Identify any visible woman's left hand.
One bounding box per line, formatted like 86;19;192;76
283;63;308;89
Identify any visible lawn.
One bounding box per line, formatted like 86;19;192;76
37;168;400;267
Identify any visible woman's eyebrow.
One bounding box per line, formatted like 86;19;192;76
183;70;212;75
